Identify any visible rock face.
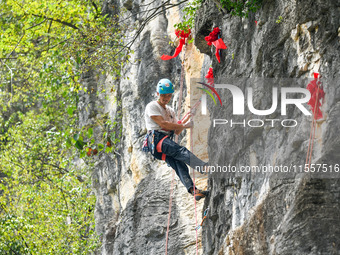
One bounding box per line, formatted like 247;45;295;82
196;0;340;254
79;0;340;254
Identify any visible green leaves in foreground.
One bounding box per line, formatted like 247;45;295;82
0;0;127;253
220;0;263;17
0;109;99;254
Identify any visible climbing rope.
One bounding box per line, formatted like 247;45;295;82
190;123;199;255
165;41;187;255
165;169;175;255
177;98;202;124
176;62;186;138
164;41;201;255
165;27;219;254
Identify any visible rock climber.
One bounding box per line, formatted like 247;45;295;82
144;78;209;201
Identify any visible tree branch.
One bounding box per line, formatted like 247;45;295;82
4;32;25;60
211;0;227;13
91;0;100;18
116;0;189;56
26;18;47;30
47;20;52;49
32;14;78;30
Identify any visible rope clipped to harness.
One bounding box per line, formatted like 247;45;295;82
195;207;209;231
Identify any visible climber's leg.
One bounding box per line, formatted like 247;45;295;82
161;137;207;169
165;156;194;193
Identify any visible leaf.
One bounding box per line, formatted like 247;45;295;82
80;150;86;158
87;128;93;138
67;107;74;116
74;140;84;150
97;143;104;150
66;137;72;148
73;133;79;141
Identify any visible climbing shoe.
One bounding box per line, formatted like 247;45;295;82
191;189;209;201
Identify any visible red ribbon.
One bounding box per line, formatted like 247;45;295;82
161;29;190;61
212;38;227;63
161;38;185;60
307;72;325;120
205;67;214;86
205;27;227;63
205;27;220;45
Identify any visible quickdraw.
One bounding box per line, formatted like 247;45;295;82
151;130;155;154
142;130;156;153
195;207;209;231
142;132;150;152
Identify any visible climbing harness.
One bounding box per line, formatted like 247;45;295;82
155;131;174;162
195;207;209;230
144;130;174;157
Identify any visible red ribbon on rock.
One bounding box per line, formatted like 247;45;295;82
205;67;214;86
307;72;325;120
205;27;227;63
212;38;227;63
205;27;220;46
161;29;191;60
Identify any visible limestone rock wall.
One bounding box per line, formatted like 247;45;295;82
78;0;340;254
195;0;340;254
83;1;210;254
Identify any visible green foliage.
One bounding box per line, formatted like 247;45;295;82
174;0;262;39
220;0;263;17
72;111;122;157
0;0;128;76
0;109;99;254
174;0;202;37
0;0;129;253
